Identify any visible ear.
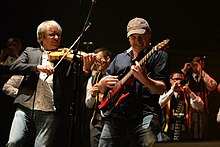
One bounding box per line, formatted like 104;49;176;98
169;78;172;84
106;56;110;63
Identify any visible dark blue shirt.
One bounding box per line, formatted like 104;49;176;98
106;47;169;122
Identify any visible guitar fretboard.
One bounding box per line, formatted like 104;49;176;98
119;46;157;86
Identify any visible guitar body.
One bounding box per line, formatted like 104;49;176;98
99;77;135;117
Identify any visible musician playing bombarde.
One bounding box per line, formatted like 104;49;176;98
181;55;217;139
96;17;169;147
159;70;204;141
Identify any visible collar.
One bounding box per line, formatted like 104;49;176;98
174;92;178;98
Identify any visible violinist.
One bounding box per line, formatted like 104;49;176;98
7;20;62;147
181;55;217;139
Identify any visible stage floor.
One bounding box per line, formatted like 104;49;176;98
154;140;220;147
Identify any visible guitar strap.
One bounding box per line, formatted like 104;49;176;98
90;71;104;125
173;97;184;140
173;93;189;140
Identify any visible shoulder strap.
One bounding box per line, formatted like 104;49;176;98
91;71;103;85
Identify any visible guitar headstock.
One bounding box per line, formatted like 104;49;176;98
156;38;170;51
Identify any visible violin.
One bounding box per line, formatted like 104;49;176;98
44;48;91;81
48;48;87;62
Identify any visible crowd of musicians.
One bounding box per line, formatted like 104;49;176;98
0;18;220;147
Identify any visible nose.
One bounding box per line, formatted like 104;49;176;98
134;36;143;43
138;36;143;42
54;34;60;39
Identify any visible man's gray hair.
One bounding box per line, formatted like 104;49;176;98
36;20;62;45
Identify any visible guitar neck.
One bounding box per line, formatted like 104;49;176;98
139;46;157;66
119;46;157;86
120;70;133;85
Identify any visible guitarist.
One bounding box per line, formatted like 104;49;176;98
97;17;169;147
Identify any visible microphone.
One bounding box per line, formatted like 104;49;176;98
201;55;207;61
83;41;94;52
180;80;187;86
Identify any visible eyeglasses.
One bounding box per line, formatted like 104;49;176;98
48;33;61;38
171;78;183;81
94;58;106;66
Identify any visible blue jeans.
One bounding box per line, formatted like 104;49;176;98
98;115;162;147
90;123;104;147
6;106;58;147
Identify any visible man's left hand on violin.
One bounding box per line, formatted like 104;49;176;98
83;53;96;71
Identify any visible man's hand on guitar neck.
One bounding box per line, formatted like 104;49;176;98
97;75;118;93
131;61;147;81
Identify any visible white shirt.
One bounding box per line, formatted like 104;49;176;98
159;88;204;111
85;70;98;108
217;108;220;123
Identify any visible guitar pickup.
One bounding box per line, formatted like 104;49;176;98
107;91;112;100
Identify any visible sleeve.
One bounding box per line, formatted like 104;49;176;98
217;108;220;123
10;47;39;75
149;50;169;85
2;75;24;98
190;92;204;110
201;70;217;91
159;88;174;108
85;76;96;108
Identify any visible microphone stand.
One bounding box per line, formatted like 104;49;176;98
66;0;97;77
66;1;97;147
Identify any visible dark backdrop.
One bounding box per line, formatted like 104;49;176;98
1;0;220;146
1;0;220;80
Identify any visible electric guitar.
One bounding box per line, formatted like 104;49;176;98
98;39;170;117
